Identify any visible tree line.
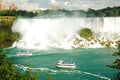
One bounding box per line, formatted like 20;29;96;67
0;10;37;17
0;6;120;17
38;6;120;17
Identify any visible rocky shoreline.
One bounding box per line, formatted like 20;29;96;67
71;34;117;48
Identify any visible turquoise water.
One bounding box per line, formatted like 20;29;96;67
3;48;119;80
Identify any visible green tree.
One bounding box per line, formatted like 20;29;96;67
46;74;53;80
107;41;120;80
78;28;93;40
112;41;120;68
86;8;96;17
0;49;40;80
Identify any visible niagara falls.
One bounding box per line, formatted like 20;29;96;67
0;0;120;80
6;16;119;80
12;17;120;50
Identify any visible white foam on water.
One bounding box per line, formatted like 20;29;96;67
14;64;111;80
83;71;111;80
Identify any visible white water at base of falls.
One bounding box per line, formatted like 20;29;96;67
11;17;120;50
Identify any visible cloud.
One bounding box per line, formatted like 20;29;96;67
63;0;120;10
49;0;61;6
50;0;57;4
64;1;95;10
65;2;90;7
5;0;120;10
22;2;39;11
7;0;29;3
6;0;40;11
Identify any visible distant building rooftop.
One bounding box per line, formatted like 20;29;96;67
9;4;18;11
50;6;60;10
0;0;6;10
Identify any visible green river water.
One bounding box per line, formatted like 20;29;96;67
3;48;119;80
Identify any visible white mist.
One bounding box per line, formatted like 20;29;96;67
12;17;120;50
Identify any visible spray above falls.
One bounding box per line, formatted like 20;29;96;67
12;17;120;50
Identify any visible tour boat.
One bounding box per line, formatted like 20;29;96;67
56;60;76;68
16;51;32;56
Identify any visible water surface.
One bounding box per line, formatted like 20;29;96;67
5;48;119;80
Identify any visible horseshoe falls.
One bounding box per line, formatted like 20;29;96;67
7;17;120;80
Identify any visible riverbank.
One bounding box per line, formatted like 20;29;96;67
0;16;19;48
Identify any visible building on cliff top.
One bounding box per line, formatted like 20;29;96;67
0;0;6;10
9;4;18;11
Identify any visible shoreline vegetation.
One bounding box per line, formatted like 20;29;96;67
0;16;19;48
107;41;120;80
0;49;40;80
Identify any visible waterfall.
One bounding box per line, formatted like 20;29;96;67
90;17;120;39
11;17;120;49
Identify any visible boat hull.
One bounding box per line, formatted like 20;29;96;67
56;65;76;69
56;60;76;69
16;53;32;56
16;51;32;56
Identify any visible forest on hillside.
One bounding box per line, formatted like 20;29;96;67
38;6;120;17
0;6;120;17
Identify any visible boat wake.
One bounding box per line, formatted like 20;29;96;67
14;64;58;72
14;64;111;80
83;71;110;80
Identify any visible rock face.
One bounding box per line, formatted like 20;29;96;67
71;17;120;48
71;34;117;48
12;17;120;49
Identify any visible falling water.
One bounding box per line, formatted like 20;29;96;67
11;17;120;50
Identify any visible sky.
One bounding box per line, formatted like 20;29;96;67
5;0;120;11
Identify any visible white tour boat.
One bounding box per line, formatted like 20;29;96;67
56;60;76;69
16;51;32;56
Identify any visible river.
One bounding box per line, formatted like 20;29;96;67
5;48;119;80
